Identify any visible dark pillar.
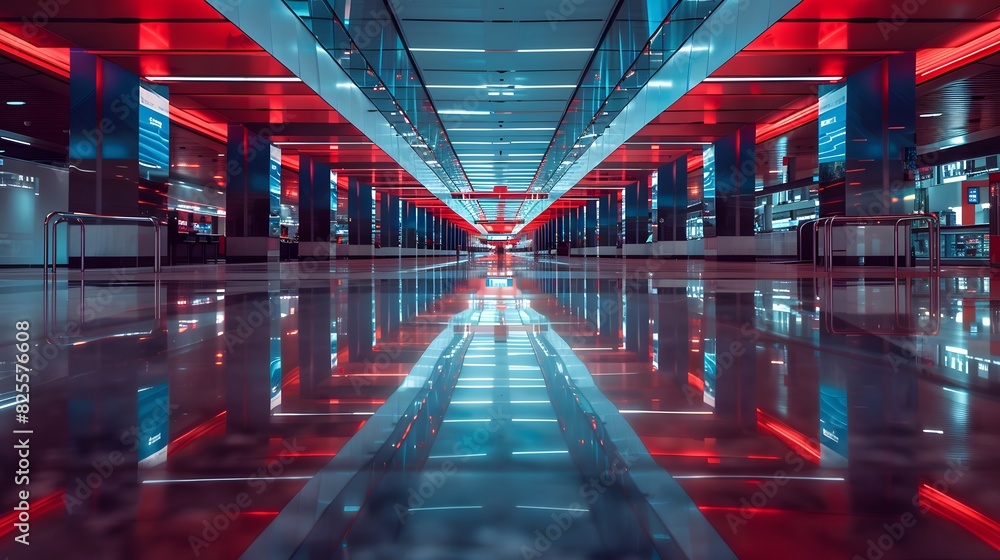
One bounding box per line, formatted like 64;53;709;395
585;200;598;247
402;201;417;249
226;124;279;263
599;193;617;248
819;54;916;218
70;51;166;267
347;178;373;253
379;193;394;248
625;177;649;245
709;125;756;261
299;156;334;259
569;207;580;248
657;155;689;243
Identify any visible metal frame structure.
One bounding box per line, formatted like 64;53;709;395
809;214;940;273
43;211;163;275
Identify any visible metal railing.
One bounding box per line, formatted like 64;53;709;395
43;211;163;274
812;214;940;273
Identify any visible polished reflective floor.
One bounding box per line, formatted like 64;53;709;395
2;255;1000;559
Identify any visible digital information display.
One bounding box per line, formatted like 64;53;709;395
969;187;981;205
702;145;716;233
486;277;514;288
138;86;170;181
818;86;847;182
269;145;282;238
137;384;170;467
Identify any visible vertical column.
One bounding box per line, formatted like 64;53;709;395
434;215;442;250
569;207;579;248
347;178;373;257
415;207;426;250
379;192;393;249
299;155;334;260
708;125;756;261
598;193;617;253
585;200;598;248
624;177;649;245
401;201;416;250
226;124;279;263
657;155;689;247
69;51;156;267
819;54;916;218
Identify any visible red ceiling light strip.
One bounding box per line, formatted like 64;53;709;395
919;484;1000;550
0;29;70;76
0;31;231;145
756;408;821;464
756;103;819;145
0;490;66;538
916;25;1000;83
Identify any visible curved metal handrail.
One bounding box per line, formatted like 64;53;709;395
894;216;940;275
44;211;163;274
815;214;939;274
798;219;820;262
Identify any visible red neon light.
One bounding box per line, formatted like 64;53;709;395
756;103;819;144
919;484;1000;551
169;410;227;457
917;26;1000;83
0;490;66;538
756;408;821;464
687;373;705;391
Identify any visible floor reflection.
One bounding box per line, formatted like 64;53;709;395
0;257;999;559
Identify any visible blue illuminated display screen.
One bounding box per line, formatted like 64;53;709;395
486;277;513;288
269;146;282;238
968;187;980;205
138;86;170;181
818;86;847;182
702;146;716;232
137;383;170;467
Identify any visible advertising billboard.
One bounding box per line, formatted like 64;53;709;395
818;86;847;182
138;85;170;182
270;145;282;237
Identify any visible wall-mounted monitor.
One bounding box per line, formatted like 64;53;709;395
138;85;170;182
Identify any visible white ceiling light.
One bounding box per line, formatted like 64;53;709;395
703;76;842;82
449;127;556;132
516;48;593;53
439;109;493;116
0;136;31;146
145;76;301;82
410;48;486;53
920;113;944;118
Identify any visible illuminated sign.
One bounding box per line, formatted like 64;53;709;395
968;187;980;205
138;86;170;181
269;145;281;237
486;277;513;288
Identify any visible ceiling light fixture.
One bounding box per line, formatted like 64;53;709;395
703;76;842;83
6;101;26;106
920;113;943;118
0;136;30;146
516;48;593;53
450;127;556;132
410;48;486;53
438;109;493;116
144;76;301;82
